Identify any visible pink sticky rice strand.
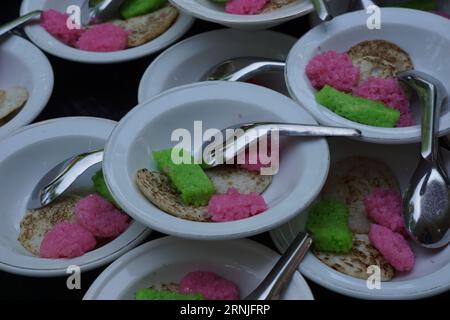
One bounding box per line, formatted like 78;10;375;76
225;0;269;15
364;189;406;234
77;23;129;52
40;9;128;52
354;77;415;127
305;51;360;93
179;271;240;300
368;224;415;272
40;222;96;259
40;9;84;47
75;194;129;238
207;188;267;222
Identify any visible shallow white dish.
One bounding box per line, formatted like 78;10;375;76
0;117;150;277
271;138;450;299
138;29;295;102
169;0;313;30
286;8;450;143
104;81;330;240
0;35;53;139
84;236;314;300
20;0;195;64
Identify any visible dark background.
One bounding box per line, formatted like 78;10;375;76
0;0;446;301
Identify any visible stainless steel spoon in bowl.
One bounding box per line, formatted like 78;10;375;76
27;149;103;210
244;232;312;300
0;0;124;38
198;122;361;168
400;70;450;249
204;57;285;82
29;122;360;210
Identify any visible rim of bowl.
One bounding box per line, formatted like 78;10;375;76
20;0;195;64
285;8;450;144
0;117;151;277
103;81;330;240
0;35;54;140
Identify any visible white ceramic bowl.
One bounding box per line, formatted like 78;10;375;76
169;0;313;30
84;236;314;300
286;8;450;143
271;138;450;299
0;35;53;139
20;0;195;64
0;117;150;277
138;29;295;102
104;81;330;240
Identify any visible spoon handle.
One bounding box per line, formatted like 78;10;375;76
251;123;361;137
222;61;285;82
244;232;312;300
0;10;42;38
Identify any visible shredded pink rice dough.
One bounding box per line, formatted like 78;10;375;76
179;271;240;300
305;51;360;93
354;77;415;127
225;0;269;15
77;23;128;52
364;189;405;234
75;194;129;238
40;222;96;259
207;188;267;222
40;9;84;47
369;224;415;272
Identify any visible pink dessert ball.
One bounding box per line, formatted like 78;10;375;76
75;194;129;238
305;51;360;93
179;271;240;300
364;189;405;234
77;23;128;52
354;77;415;127
40;222;96;258
40;9;85;47
225;0;269;15
207;188;267;222
369;224;415;272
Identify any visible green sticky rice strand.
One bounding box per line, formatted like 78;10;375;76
135;288;205;300
307;199;353;253
152;148;215;206
316;85;400;128
120;0;168;19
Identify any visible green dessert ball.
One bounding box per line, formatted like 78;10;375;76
135;288;205;300
152;148;215;206
307;200;353;253
120;0;168;19
390;0;437;11
92;170;117;206
316;85;400;128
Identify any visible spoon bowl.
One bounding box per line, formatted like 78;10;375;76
400;70;450;248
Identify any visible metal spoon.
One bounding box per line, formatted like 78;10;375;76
0;0;124;38
400;70;450;248
244;232;312;300
204;57;285;82
27;149;103;210
29;122;360;209
198;122;361;168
